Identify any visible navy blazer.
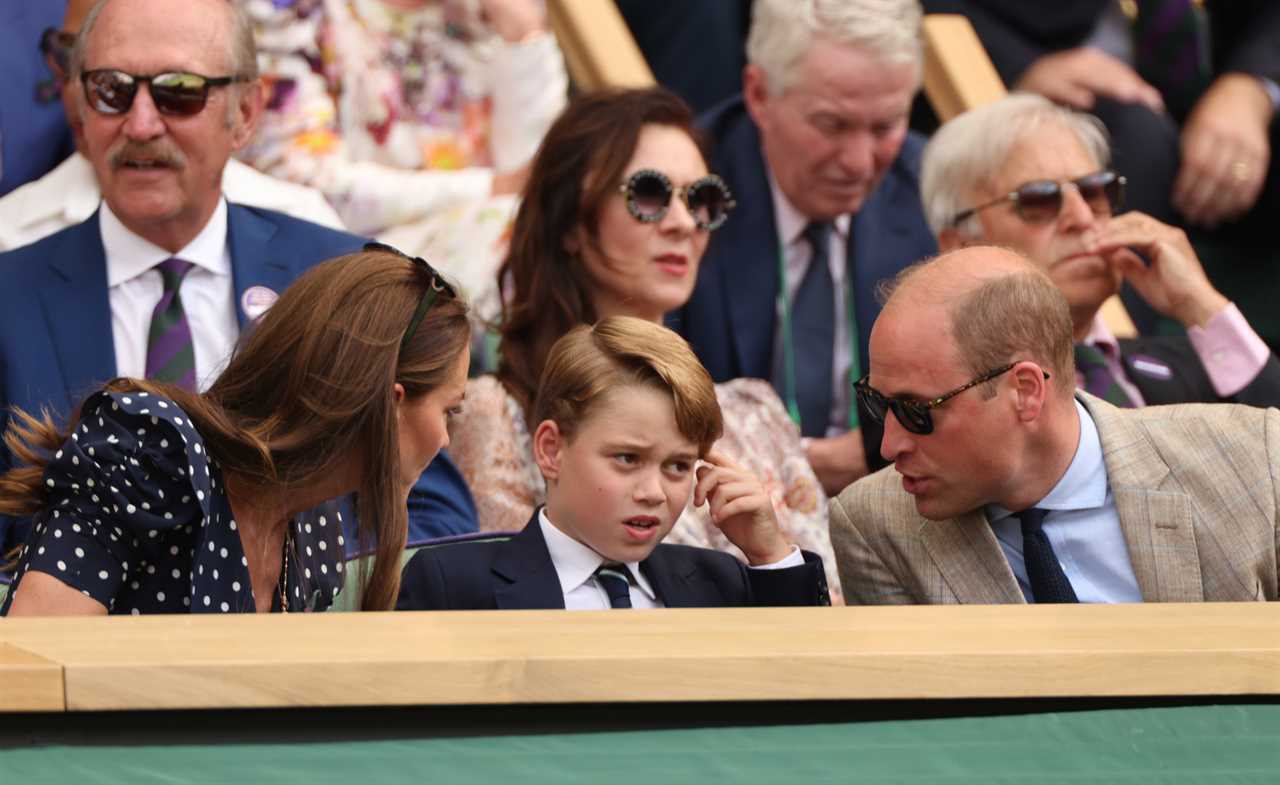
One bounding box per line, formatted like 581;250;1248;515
0;205;476;555
670;96;937;466
0;1;73;197
396;511;831;611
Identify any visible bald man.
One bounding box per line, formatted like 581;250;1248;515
830;246;1280;605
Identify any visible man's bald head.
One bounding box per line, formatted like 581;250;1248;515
880;246;1076;397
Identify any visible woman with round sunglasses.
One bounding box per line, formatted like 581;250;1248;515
1;245;469;616
447;87;843;602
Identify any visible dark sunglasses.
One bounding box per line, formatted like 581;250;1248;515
854;364;1050;436
80;68;249;117
952;170;1126;226
618;169;736;231
40;27;75;75
363;242;458;353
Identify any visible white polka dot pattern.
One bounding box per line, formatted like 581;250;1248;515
1;391;346;615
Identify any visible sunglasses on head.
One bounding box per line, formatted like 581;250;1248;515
40;27;75;75
363;242;458;353
80;68;248;117
952;170;1126;226
618;168;736;231
854;363;1050;436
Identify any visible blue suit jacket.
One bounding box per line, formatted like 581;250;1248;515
0;205;476;556
395;510;831;610
0;1;73;197
669;96;937;466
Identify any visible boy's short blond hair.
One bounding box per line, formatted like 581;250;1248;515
532;317;724;455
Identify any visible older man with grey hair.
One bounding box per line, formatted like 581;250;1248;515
671;0;937;496
921;92;1280;411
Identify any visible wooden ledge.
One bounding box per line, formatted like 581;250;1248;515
0;642;64;712
2;604;1278;711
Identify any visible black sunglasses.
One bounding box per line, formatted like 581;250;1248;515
363;242;458;353
40;27;75;75
952;170;1126;226
80;69;248;117
854;364;1050;436
618;169;736;231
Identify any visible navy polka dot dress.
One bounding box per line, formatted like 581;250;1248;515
1;391;346;615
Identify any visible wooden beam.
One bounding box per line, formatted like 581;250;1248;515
3;604;1280;711
922;14;1007;122
546;0;654;91
0;642;64;712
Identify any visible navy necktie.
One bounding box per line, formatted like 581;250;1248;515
781;221;835;438
1016;508;1078;603
594;565;633;609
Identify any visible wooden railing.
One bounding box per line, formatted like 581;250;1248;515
4;603;1278;712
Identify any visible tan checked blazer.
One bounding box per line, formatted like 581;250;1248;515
830;393;1280;604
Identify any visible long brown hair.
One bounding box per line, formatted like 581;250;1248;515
1;248;470;611
496;87;704;416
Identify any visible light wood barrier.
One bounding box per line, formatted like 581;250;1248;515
3;604;1279;712
547;0;654;91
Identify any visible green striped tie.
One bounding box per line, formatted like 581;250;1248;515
145;258;197;391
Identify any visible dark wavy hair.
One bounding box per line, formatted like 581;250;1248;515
495;87;706;417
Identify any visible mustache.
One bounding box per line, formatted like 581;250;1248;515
107;141;186;170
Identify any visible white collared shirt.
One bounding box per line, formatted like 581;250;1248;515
100;198;238;391
538;509;662;610
767;173;855;437
985;399;1142;603
538;508;806;610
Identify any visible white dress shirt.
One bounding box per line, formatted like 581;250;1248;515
768;174;855;438
538;508;805;610
100;199;238;391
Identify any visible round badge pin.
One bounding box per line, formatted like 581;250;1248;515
241;285;279;321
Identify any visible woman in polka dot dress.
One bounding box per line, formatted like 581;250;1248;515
0;245;469;615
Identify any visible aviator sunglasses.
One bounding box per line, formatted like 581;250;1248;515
951;170;1126;226
80;69;249;117
618;169;737;231
854;364;1050;436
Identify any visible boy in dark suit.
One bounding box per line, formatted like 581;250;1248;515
397;317;830;611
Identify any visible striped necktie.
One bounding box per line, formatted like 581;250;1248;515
1133;0;1211;120
145;258;197;392
1074;343;1134;407
593;564;633;609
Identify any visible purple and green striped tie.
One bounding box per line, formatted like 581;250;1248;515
1074;342;1134;408
145;258;197;392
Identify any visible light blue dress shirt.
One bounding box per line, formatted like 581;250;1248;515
986;400;1143;603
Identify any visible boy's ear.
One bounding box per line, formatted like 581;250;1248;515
532;419;565;483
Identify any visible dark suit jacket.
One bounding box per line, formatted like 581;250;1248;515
919;0;1280;90
0;205;476;555
0;1;73;197
396;511;831;611
670;96;937;465
1118;335;1280;408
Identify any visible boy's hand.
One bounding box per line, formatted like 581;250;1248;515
694;451;792;566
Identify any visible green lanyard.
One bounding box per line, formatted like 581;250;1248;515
775;241;861;432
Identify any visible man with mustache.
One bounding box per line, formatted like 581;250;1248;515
829;246;1280;605
920;93;1280;410
0;0;476;561
0;0;343;252
670;0;937;497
